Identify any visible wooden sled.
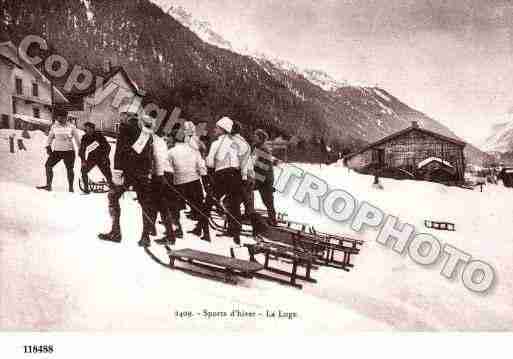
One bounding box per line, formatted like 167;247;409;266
233;241;316;290
78;177;110;193
165;248;264;285
424;220;455;231
267;226;359;271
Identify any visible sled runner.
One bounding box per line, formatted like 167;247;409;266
79;177;110;193
144;177;364;287
235;241;316;289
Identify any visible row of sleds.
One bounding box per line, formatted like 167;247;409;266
85;176;365;289
146;205;364;290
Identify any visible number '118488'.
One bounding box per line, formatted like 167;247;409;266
23;345;54;354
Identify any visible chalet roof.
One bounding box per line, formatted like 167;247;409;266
74;66;143;98
103;66;142;95
346;122;466;159
0;53;22;68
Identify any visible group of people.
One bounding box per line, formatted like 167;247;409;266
36;108;113;194
38;107;277;247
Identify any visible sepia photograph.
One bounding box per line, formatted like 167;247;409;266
0;0;512;356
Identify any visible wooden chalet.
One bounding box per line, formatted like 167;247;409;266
64;66;145;136
346;121;466;185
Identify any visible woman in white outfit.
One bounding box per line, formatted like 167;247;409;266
37;109;81;192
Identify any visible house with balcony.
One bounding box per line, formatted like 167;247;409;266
67;66;146;136
0;41;68;130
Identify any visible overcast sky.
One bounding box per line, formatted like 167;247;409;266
153;0;513;146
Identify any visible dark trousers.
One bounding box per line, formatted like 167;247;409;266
107;174;153;237
45;150;75;190
257;185;276;222
81;157;113;192
147;177;176;239
241;181;255;216
175;180;204;219
176;180;210;234
214;168;243;235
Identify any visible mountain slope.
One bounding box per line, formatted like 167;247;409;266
482;120;513;153
164;4;490;164
1;0;490;164
166;5;351;92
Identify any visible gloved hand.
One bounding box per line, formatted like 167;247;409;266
112;170;124;186
45;145;52;156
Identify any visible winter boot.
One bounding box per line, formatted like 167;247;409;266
138;233;151;247
200;222;211;242
68;172;75;193
175;225;183;239
37;169;53;191
81;173;90;194
98;220;122;243
157;210;176;246
200;218;211;242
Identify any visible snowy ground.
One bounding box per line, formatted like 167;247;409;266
1;130;512;332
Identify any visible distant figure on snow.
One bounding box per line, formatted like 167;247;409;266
79;122;112;194
252;129;277;226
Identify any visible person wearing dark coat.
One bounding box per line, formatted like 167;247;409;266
252;129;277;225
79;122;113;194
98;110;156;247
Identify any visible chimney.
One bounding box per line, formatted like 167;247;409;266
411;121;419;128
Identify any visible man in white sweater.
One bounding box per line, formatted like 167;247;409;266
37;109;81;192
205;116;245;244
168;130;210;242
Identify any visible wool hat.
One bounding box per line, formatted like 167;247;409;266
254;128;269;142
216;116;233;134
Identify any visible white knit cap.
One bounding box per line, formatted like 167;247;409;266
140;115;155;130
216;116;233;133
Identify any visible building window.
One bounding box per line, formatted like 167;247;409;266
1;114;9;129
15;77;22;95
33;107;40;118
113;122;120;133
32;83;39;97
12;100;17;114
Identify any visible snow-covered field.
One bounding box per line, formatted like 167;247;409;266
1;129;512;332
